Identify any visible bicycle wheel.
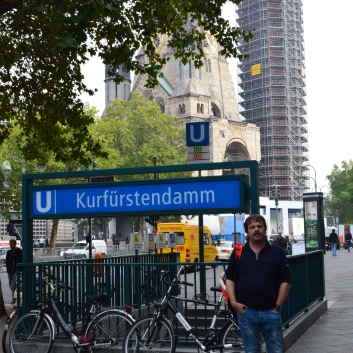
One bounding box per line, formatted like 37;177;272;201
123;314;176;353
84;309;134;351
2;310;17;353
219;320;243;352
9;312;53;353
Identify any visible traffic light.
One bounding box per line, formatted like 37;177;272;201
6;223;13;235
145;216;159;228
272;185;280;206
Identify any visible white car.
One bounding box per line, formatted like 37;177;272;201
0;247;10;263
217;241;234;262
61;240;107;259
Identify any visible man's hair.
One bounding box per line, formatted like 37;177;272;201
332;229;335;232
9;239;16;246
244;214;267;233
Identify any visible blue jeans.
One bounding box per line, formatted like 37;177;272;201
237;308;283;353
331;242;337;255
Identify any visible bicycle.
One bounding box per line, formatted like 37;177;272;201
8;277;135;353
123;266;242;353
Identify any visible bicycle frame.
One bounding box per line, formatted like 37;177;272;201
29;279;118;348
152;267;239;352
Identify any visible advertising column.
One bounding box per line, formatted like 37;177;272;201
303;192;324;252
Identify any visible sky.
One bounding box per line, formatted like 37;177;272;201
80;0;353;193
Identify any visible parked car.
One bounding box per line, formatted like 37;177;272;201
0;247;10;263
217;241;234;262
61;240;107;259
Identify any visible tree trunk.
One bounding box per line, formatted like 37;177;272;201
0;278;8;316
49;219;59;248
133;217;143;233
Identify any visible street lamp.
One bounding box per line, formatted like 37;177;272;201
272;185;280;232
1;157;26;175
319;185;330;193
302;164;317;192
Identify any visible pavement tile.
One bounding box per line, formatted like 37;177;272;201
286;250;353;352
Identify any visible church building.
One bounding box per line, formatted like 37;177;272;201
104;33;261;171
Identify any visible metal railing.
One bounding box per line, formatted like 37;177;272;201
17;251;324;342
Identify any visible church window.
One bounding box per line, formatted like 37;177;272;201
179;61;182;80
157;98;165;113
201;104;204;114
182;104;186;113
197;103;200;113
106;85;110;106
189;60;192;78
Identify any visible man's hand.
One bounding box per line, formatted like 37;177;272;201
229;300;247;314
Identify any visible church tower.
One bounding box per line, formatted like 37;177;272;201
104;64;131;109
104;34;261;167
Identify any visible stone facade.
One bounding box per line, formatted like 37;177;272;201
104;34;261;165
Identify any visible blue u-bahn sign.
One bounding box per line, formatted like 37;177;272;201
30;176;246;219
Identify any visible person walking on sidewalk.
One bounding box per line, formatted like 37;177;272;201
274;231;288;254
329;229;339;256
6;239;22;304
226;214;291;353
345;229;352;252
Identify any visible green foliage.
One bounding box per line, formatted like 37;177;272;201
0;95;190;219
0;0;251;165
94;92;190;180
325;160;353;224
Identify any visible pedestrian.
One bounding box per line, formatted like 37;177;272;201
125;236;129;245
288;232;296;255
116;234;120;250
273;231;288;254
6;239;22;305
45;236;49;248
39;236;44;248
345;229;352;252
111;233;116;252
33;240;37;249
329;229;339;256
226;214;291;353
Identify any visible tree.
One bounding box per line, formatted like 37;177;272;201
94;92;191;229
0;0;252;166
94;92;188;174
0;95;189;238
325;160;353;224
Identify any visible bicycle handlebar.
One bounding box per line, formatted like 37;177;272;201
160;267;194;288
42;277;74;293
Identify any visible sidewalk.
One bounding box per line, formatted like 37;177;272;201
286;248;353;352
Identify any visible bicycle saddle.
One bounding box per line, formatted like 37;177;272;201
210;286;221;293
88;293;108;302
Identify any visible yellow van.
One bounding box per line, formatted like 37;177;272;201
157;223;218;264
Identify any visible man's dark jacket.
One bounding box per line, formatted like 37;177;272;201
345;232;352;241
226;241;291;310
328;232;339;244
6;247;22;275
274;236;288;253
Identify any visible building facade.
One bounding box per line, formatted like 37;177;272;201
104;33;261;168
236;0;308;201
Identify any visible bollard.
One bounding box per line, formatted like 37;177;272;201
93;252;104;277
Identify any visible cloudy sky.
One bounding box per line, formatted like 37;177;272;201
80;0;353;192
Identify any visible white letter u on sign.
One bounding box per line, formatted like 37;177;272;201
190;124;205;143
36;191;51;213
